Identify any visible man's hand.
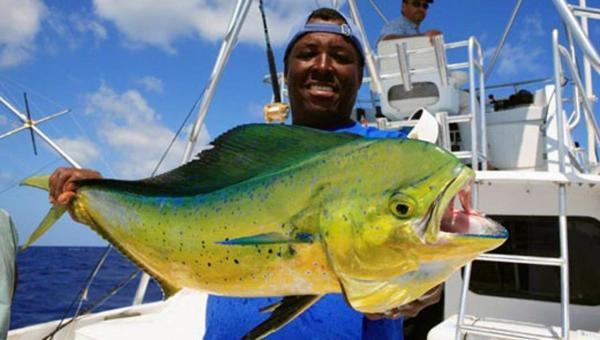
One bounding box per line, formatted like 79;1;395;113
364;285;442;320
49;167;102;207
425;29;442;41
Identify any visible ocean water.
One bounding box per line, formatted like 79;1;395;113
10;246;163;330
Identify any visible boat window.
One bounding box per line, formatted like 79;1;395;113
468;215;600;306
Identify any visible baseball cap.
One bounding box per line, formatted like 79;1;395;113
283;8;365;66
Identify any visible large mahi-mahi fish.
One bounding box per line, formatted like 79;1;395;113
21;124;507;338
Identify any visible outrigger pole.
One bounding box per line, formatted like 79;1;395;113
180;0;254;164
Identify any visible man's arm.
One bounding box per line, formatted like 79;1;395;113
380;29;442;42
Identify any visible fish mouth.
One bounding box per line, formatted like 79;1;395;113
421;168;507;243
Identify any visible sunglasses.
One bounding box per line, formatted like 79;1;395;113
409;0;429;9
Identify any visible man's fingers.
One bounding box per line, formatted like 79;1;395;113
57;192;75;206
49;168;69;203
418;285;442;303
395;301;423;318
48;168;102;207
364;313;385;321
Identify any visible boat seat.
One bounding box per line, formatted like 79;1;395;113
374;35;465;121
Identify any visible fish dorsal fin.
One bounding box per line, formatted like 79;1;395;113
80;124;363;196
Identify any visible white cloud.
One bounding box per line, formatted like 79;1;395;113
488;12;547;79
521;14;544;39
45;10;107;52
0;0;47;67
72;14;107;41
53;137;101;167
495;42;543;77
136;76;164;94
85;84;210;179
92;0;318;52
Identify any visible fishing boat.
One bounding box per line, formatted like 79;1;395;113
3;0;600;339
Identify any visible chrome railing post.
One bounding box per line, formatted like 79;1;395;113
553;28;571;339
467;37;479;170
552;0;600;72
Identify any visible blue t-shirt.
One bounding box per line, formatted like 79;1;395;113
379;15;420;42
330;122;407;139
205;123;407;339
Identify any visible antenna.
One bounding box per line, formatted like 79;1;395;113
23;92;38;155
0;93;80;168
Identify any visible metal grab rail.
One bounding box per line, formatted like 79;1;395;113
557;44;600;146
454;29;574;340
552;0;600;73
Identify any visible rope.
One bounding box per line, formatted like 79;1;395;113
47;246;113;339
44;269;140;339
151;83;208;175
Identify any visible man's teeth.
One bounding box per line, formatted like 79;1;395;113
310;85;334;91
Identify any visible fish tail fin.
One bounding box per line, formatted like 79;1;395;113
19;174;63;250
21;175;51;191
20;206;66;251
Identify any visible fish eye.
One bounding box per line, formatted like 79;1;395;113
389;193;416;219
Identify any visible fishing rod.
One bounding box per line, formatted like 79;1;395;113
258;0;289;123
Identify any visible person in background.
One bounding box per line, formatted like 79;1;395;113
48;8;442;339
379;0;441;41
1;209;18;339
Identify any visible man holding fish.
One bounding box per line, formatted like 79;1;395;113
42;7;497;340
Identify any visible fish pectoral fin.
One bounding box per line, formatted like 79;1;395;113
217;232;314;245
21;206;66;251
242;295;322;340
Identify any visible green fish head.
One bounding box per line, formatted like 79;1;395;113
319;139;507;313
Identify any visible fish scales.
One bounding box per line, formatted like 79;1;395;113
75;141;382;296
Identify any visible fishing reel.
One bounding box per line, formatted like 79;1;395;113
263;102;290;124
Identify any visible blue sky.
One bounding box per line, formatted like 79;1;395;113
1;0;599;246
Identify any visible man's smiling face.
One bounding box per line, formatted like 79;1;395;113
285;19;362;129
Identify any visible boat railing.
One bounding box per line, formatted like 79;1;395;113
363;35;488;172
557;43;600;154
552;0;600;73
553;0;600;171
455;0;600;334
